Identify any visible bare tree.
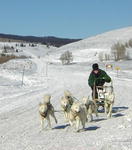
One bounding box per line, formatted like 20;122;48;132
111;42;126;61
125;42;129;48
98;52;104;61
60;51;73;65
128;39;132;47
104;53;110;61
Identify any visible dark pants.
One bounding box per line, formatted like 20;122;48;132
91;86;98;99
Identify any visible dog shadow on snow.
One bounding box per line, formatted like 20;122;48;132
53;124;100;132
97;106;128;113
53;124;70;129
113;113;124;118
84;126;100;131
112;106;128;113
112;106;128;118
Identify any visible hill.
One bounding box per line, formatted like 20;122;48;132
51;26;132;63
58;26;132;51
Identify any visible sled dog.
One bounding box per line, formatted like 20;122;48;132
60;96;73;122
39;94;57;130
97;88;115;118
104;91;115;118
64;90;74;105
60;90;74;121
82;97;98;121
68;102;87;132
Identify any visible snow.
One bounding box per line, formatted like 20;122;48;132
0;27;132;150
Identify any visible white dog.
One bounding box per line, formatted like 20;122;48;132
64;90;74;105
82;97;98;121
97;87;115;118
39;94;57;130
60;96;73;122
60;90;74;122
68;102;87;132
104;92;115;118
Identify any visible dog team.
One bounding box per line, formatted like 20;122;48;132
39;63;114;132
39;89;115;132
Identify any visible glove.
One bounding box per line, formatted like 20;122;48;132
102;77;106;80
101;77;105;83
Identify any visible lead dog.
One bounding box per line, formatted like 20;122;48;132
82;97;98;121
68;102;87;132
39;94;57;130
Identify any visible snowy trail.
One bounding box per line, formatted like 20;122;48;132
1;62;132;150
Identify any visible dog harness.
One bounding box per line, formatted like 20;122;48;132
71;109;80;118
40;103;52;118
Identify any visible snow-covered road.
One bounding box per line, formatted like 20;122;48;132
0;60;132;150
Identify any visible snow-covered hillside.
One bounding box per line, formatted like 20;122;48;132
49;26;132;63
58;26;132;50
0;27;132;150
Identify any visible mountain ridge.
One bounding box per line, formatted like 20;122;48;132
0;33;81;47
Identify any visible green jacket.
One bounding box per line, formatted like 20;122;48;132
88;69;111;87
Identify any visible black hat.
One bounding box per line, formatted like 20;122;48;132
92;63;99;70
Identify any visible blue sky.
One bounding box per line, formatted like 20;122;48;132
0;0;132;38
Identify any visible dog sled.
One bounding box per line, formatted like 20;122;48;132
93;80;114;109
